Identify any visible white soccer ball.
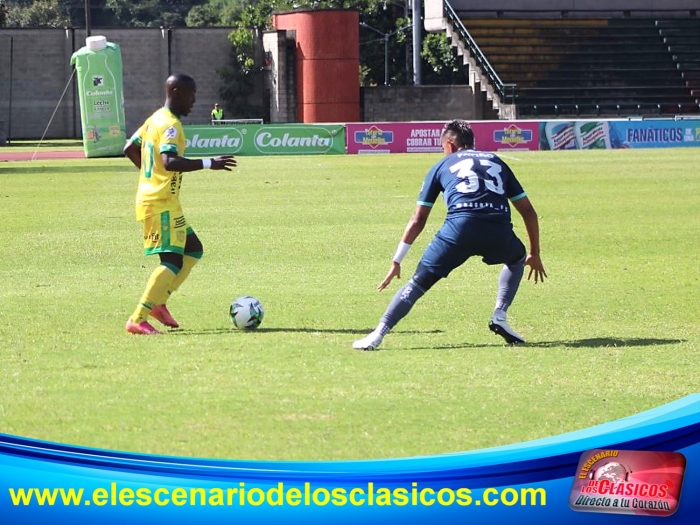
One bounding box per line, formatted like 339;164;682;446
230;296;264;330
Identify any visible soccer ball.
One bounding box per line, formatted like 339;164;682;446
230;296;264;330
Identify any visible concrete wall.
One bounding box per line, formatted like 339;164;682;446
0;29;78;140
263;30;297;124
363;85;476;122
0;27;234;140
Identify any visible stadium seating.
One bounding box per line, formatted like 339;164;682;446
658;19;700;107
460;16;700;117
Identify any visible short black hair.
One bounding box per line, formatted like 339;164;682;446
442;119;474;149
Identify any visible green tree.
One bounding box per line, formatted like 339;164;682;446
105;0;207;28
3;0;130;28
216;0;469;115
73;0;120;28
186;0;247;27
4;0;70;28
421;33;468;84
193;0;463;87
216;1;282;118
185;3;220;27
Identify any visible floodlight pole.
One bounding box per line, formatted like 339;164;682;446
412;0;421;85
361;22;390;86
383;34;389;86
8;36;13;145
85;0;91;37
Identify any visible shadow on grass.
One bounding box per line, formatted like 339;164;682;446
170;327;444;336
412;337;686;350
538;337;686;348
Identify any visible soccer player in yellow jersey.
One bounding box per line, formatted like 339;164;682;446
123;73;237;335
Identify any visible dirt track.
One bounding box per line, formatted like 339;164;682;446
0;150;85;162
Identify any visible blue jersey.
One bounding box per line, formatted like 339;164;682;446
417;150;526;223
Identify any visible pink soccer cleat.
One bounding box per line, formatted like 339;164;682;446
150;304;180;328
125;319;162;335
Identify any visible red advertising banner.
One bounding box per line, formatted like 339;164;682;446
346;121;540;154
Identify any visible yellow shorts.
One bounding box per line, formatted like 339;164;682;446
141;210;190;255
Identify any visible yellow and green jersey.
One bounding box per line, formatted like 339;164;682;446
130;107;186;220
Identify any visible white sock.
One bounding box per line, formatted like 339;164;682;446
376;322;391;336
492;309;507;321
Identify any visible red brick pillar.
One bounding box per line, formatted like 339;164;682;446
273;9;360;123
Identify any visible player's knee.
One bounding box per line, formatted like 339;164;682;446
507;253;526;268
159;252;184;271
412;265;441;292
506;240;527;267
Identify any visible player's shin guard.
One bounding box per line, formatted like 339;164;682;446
494;256;526;313
379;277;429;331
167;252;202;298
131;264;179;324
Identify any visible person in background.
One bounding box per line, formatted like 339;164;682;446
353;119;547;350
123;74;237;335
211;103;224;122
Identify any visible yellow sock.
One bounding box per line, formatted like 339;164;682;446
131;265;178;324
168;254;200;297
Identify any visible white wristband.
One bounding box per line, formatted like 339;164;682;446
201;158;212;169
392;241;411;264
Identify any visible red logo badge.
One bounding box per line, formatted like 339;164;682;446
569;449;686;516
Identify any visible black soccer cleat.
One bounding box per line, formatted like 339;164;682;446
489;318;526;345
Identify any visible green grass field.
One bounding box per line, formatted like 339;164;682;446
0;148;698;461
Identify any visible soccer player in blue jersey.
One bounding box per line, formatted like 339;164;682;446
353;119;547;350
123;73;237;335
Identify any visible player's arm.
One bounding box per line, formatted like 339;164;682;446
401;204;432;245
123;125;147;169
511;196;547;283
161;152;237;172
123;140;141;168
377;165;441;291
377;204;432;291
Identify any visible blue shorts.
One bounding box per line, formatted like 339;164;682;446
417;215;526;278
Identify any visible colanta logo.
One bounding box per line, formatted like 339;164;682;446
86;89;114;96
253;127;335;154
185;130;243;152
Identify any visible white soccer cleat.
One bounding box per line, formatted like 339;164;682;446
352;331;384;351
488;314;525;345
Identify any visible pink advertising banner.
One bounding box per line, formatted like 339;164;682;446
346;121;540;154
346;122;444;154
472;121;540;151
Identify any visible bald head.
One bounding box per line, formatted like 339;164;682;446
166;74;195;95
165;73;197;118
